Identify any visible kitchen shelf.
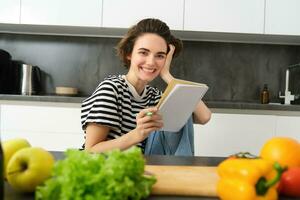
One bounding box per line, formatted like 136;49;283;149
2;23;300;45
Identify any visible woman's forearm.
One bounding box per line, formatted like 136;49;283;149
86;129;145;153
193;100;211;124
86;107;162;153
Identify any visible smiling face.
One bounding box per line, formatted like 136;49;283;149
126;33;168;86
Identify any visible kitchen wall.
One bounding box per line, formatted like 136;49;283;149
1;33;300;103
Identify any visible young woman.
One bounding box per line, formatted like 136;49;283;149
81;18;211;153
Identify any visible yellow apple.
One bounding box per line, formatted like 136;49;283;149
6;147;55;193
2;138;31;177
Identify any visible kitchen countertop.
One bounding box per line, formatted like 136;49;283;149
1;94;300;112
0;94;86;104
4;153;296;200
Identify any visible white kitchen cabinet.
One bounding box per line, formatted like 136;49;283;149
265;0;300;35
0;104;84;151
102;0;184;30
184;0;264;34
194;113;276;157
0;0;20;24
275;116;300;141
20;0;102;27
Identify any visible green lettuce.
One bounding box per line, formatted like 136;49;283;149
35;147;156;200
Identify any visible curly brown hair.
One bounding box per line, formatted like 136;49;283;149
116;18;183;68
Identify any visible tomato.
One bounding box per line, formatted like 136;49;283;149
278;167;300;197
260;137;300;168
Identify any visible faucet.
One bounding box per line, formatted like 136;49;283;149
279;64;300;105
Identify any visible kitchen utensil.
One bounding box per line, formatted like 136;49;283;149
145;165;218;197
55;87;78;96
20;64;42;95
0;49;14;94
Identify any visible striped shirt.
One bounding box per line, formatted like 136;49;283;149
81;75;162;150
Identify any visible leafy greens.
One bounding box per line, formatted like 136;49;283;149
35;147;156;200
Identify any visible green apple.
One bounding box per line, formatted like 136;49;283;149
2;138;31;177
6;147;55;193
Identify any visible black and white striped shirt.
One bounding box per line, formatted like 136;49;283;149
81;75;162;150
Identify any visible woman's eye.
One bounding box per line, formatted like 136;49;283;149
156;54;166;59
139;51;147;56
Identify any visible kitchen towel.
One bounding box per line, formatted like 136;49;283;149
144;115;194;156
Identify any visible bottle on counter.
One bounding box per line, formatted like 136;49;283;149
260;84;270;104
0;136;3;199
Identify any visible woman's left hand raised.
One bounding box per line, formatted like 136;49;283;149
160;44;175;84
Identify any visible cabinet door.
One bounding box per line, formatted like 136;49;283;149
275;116;300;141
102;0;184;30
0;104;84;151
265;0;300;35
21;0;102;27
194;113;276;157
184;0;264;34
0;0;20;24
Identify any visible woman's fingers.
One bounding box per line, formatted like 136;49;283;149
136;118;163;132
142;120;163;129
168;44;175;57
135;107;163;140
137;107;158;119
139;123;163;138
160;44;175;74
165;45;175;65
137;112;162;125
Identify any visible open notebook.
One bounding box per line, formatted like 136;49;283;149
157;78;209;132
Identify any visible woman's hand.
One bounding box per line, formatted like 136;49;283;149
160;44;175;84
132;107;163;142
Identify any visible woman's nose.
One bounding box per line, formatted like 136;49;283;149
146;55;155;66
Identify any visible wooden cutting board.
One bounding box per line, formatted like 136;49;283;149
145;165;219;197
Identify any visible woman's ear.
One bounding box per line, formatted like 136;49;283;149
126;54;131;61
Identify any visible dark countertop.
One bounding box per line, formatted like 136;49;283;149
1;94;300;112
0;94;86;104
4;152;296;200
206;101;300;112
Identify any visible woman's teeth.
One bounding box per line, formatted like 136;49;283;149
141;67;155;73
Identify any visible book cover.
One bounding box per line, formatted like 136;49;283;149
157;78;209;132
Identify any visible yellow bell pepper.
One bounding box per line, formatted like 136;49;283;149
217;157;285;200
